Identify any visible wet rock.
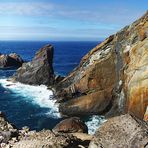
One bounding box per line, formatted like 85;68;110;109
89;114;148;148
53;117;88;133
13;44;55;85
0;53;24;69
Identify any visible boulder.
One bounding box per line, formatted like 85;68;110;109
13;44;55;85
53;117;88;133
55;11;148;119
0;53;24;68
89;114;148;148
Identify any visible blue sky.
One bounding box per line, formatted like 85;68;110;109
0;0;147;41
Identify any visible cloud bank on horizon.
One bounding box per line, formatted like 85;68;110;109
0;0;147;41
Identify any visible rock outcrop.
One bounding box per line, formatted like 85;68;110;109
89;114;148;148
0;53;24;69
53;117;88;133
13;44;55;85
55;11;148;119
0;112;91;148
0;112;18;145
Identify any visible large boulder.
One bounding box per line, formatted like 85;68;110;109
89;114;148;148
0;53;24;68
55;11;148;119
13;44;55;85
53;117;88;133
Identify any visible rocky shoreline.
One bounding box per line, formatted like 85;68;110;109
0;112;147;147
0;11;148;147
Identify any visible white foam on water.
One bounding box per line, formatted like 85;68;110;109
0;79;60;118
85;115;107;135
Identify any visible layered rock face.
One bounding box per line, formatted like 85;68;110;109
0;53;24;68
13;44;55;85
55;12;148;119
89;114;148;148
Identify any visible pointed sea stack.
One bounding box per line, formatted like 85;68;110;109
13;44;55;85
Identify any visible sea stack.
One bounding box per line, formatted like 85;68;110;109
13;44;55;85
55;11;148;120
0;53;24;69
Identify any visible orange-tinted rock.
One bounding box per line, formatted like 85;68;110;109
56;11;148;119
144;107;148;121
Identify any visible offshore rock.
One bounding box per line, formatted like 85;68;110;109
53;117;88;133
0;53;24;69
56;11;148;119
13;44;54;85
89;114;148;148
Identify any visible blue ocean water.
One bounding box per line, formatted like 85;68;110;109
0;41;105;134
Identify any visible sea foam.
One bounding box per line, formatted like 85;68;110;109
85;115;106;134
0;79;60;118
0;78;106;134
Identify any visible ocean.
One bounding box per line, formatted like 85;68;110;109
0;41;105;134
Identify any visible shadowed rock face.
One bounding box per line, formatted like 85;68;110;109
0;53;24;68
89;114;148;148
56;11;148;119
13;44;55;85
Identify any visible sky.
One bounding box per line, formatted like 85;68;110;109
0;0;147;41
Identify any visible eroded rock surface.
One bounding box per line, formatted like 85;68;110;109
0;53;24;68
53;117;88;133
89;114;148;148
13;44;55;85
56;11;148;119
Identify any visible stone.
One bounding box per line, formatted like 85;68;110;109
53;117;88;133
13;44;55;85
89;114;148;148
55;11;148;119
0;112;18;144
0;53;24;68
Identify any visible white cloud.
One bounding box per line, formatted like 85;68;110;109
0;2;54;16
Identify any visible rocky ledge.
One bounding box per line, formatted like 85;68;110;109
0;53;24;69
1;112;147;148
0;112;92;148
55;11;148;120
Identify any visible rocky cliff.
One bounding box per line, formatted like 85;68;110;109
56;11;148;120
13;44;55;85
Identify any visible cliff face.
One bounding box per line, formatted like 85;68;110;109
56;11;148;120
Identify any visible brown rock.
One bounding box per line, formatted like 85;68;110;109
53;117;88;133
55;11;148;119
89;114;148;148
0;53;24;68
13;44;55;85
